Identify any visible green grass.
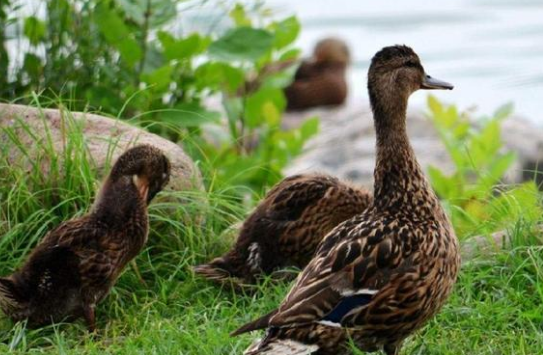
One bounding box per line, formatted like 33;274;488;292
1;104;543;354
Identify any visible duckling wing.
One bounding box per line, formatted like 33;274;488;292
265;174;339;222
39;219;116;289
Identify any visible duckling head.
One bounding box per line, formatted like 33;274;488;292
313;37;350;65
368;45;453;111
109;144;171;205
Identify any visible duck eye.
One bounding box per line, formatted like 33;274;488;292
405;61;418;68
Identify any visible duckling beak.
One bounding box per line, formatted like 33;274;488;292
132;175;149;201
421;75;454;90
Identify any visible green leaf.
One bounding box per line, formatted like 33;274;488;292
141;64;172;92
262;102;280;127
23;53;42;77
493;102;514;121
427;95;443;117
159;32;207;61
94;3;142;67
280;48;301;61
245;87;286;128
209;27;274;62
229;3;251;27
160;102;221;128
195;62;244;93
23;16;46;45
116;0;177;27
428;166;460;200
270;16;300;49
300;116;320;140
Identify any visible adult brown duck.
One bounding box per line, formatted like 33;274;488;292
194;174;372;287
0;145;170;331
285;37;350;111
232;45;460;355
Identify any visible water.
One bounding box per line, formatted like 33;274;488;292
266;0;543;124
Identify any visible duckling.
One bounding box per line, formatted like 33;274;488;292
194;174;372;286
232;45;460;355
285;37;350;111
0;144;170;330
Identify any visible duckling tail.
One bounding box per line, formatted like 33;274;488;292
0;277;26;315
192;263;232;282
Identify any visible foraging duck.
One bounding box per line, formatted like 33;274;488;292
194;174;372;286
285;37;350;111
232;45;460;355
0;144;170;330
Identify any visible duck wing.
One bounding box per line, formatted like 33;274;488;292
233;213;408;334
265;174;339;222
39;219;117;290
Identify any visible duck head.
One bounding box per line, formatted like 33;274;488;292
109;144;171;204
368;45;453;109
314;37;350;65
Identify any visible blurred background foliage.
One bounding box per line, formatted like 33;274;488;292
0;0;318;193
427;95;541;237
0;0;539;232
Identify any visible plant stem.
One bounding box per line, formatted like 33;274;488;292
135;0;152;87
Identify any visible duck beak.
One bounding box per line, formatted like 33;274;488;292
421;75;454;90
132;175;149;201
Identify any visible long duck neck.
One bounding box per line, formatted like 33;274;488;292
370;90;439;217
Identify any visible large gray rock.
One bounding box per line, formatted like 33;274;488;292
284;102;543;189
0;103;202;192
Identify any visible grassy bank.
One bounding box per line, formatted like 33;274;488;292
1;108;542;355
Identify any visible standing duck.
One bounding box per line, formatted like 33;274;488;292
285;37;351;111
0;144;170;330
194;174;372;287
232;45;460;355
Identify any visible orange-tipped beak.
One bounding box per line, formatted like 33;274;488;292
133;175;149;201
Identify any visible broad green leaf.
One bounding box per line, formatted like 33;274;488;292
428;166;460;200
195;62;244;93
300;116;320;140
279;48;301;61
94;4;142;67
262;102;280;127
244;87;286;128
159;32;207;61
270;16;300;49
141;64;172;91
209;27;273;62
427;95;443;117
23;53;42;77
161;102;221;128
23;16;46;45
116;0;177;27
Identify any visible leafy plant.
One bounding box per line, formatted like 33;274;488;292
427;95;542;237
0;0;318;194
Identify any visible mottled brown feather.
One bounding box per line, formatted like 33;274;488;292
233;45;460;355
194;174;372;287
0;145;170;330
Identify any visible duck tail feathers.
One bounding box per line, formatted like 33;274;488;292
0;277;26;314
244;337;319;355
192;263;232;282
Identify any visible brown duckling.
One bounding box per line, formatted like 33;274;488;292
285;37;350;111
0;144;170;330
232;45;460;355
194;173;372;287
